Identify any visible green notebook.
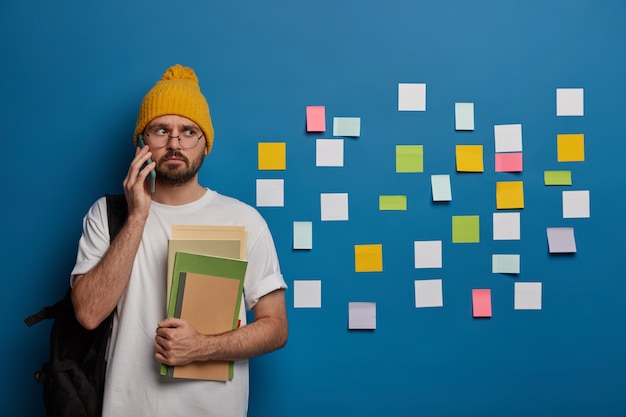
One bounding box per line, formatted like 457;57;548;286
160;251;247;380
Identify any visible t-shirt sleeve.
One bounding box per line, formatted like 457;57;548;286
243;223;287;310
70;197;110;286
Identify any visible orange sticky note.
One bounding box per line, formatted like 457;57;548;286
456;145;484;172
306;106;326;132
258;142;286;170
472;289;492;318
557;134;584;162
496;181;524;209
495;153;523;172
354;244;383;272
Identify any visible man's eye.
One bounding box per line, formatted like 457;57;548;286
183;128;198;137
154;128;168;136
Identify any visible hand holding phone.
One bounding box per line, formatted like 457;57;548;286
137;133;156;193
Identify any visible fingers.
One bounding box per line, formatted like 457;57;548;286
124;146;155;192
123;146;156;216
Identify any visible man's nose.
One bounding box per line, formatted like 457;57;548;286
165;134;182;149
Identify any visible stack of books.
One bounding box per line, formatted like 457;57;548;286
161;225;248;381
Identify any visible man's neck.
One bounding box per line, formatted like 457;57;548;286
150;179;206;206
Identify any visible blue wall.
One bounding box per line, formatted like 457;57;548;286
2;1;626;416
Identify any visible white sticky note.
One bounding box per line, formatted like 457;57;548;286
455;103;474;131
563;190;590;218
294;280;321;308
547;227;577;253
333;117;361;137
320;193;349;221
348;302;376;330
557;88;584;116
256;179;284;207
414;279;443;308
493;212;521;240
492;254;521;274
494;124;523;153
316;139;344;167
514;282;542;310
293;221;313;250
398;83;426;111
431;174;452;202
414;240;442;269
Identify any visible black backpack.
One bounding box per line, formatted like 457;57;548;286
24;194;128;417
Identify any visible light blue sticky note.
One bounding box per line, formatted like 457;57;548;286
431;174;452;201
455;103;474;131
492;254;520;274
333;117;361;137
293;221;313;250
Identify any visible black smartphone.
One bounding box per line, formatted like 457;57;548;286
137;133;156;193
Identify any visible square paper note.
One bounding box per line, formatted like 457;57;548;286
514;282;542;310
256;179;284;207
562;190;590;218
316;139;344;167
348;302;376;330
414;240;442;269
354;244;383;272
556;88;584;116
456;145;484;172
321;193;349;221
398;83;426;111
294;280;322;308
414;279;443;308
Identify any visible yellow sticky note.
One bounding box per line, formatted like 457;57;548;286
496;181;524;209
396;145;423;173
557;134;584;162
456;145;484;172
258;142;286;170
355;244;383;272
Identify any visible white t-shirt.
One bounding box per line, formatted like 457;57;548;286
71;189;286;417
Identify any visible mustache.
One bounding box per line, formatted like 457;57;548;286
159;150;189;165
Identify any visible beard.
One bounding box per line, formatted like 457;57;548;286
155;150;204;186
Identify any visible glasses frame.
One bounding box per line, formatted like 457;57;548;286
143;126;204;150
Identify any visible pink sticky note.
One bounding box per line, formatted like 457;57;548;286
495;153;523;172
306;106;326;132
472;289;492;318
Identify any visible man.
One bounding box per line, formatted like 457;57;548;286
70;64;288;416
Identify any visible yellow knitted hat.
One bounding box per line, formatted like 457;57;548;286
134;64;214;154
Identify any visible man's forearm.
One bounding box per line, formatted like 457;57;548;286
72;213;146;330
156;290;288;365
198;315;288;362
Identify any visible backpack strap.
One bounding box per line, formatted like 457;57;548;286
24;299;65;327
24;195;128;327
105;194;128;242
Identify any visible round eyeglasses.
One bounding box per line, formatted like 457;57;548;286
143;126;204;149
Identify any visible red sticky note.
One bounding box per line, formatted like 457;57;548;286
472;289;492;318
306;106;326;132
495;153;523;172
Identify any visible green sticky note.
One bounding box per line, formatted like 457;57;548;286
492;254;521;274
379;195;407;210
452;215;480;243
396;145;424;173
544;170;572;185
